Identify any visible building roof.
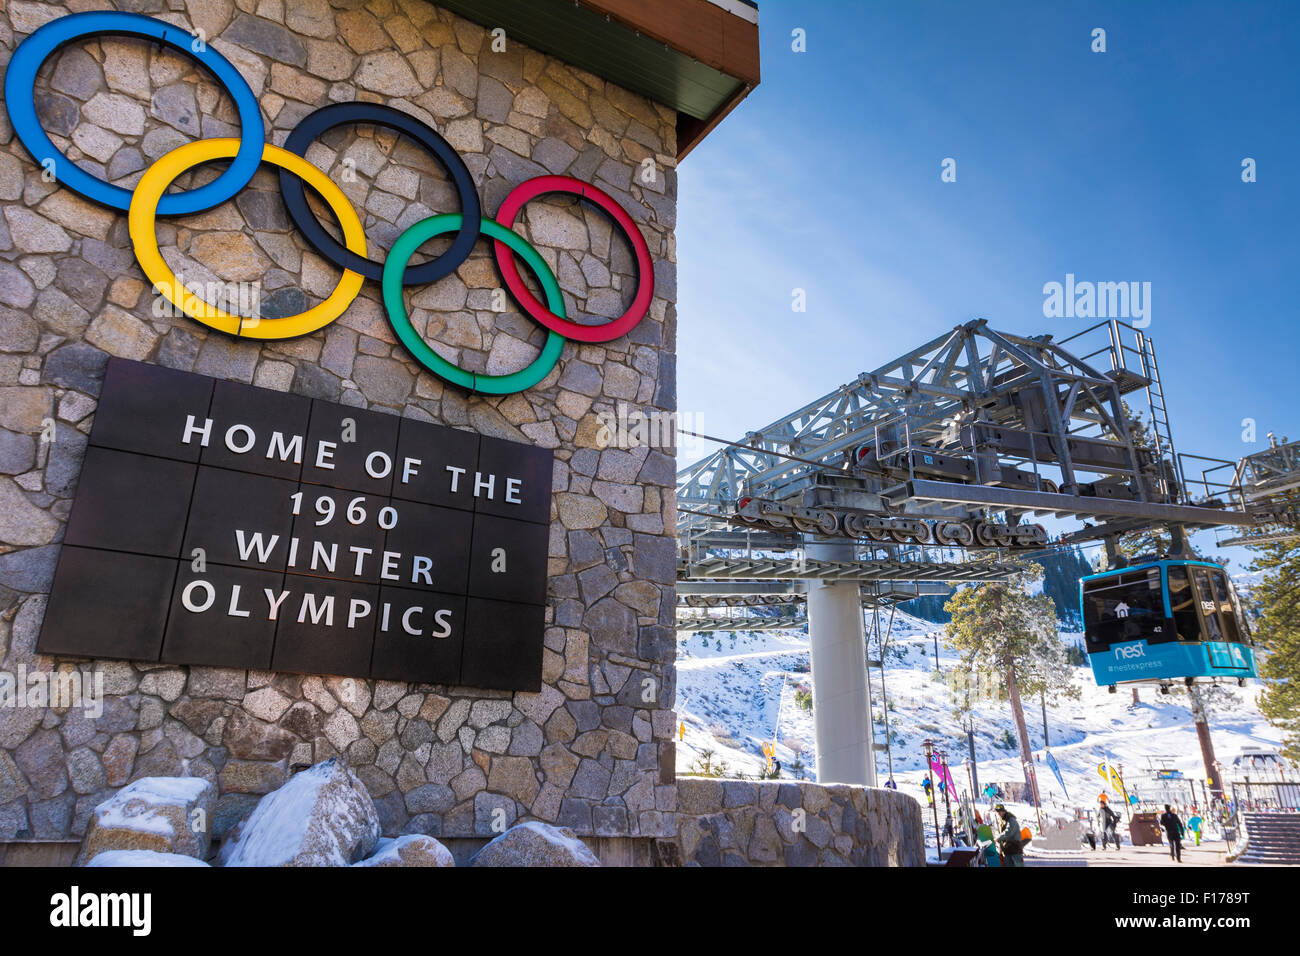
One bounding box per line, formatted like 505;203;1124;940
439;0;760;160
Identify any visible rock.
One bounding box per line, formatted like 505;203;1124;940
219;758;380;867
86;850;211;867
4;209;71;254
85;306;157;360
356;52;421;97
223;14;307;68
469;820;601;867
75;776;217;865
0;543;59;592
353;834;455;867
43;343;108;392
0;428;36;475
51;47;103;100
0;477;59;546
0;266;35;310
45;423;88;497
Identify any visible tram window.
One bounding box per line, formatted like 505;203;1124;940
1191;568;1226;641
1082;568;1168;648
1208;569;1243;644
1167;566;1202;643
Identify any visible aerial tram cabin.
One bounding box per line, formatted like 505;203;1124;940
1080;560;1257;690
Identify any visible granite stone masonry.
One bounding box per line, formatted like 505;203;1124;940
0;0;679;849
671;778;926;867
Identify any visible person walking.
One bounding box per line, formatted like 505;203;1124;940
994;804;1025;867
1099;801;1121;850
1160;804;1185;862
1187;810;1203;847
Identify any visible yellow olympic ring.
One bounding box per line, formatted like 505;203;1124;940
128;138;365;339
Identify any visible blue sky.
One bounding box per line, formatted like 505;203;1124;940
675;0;1299;570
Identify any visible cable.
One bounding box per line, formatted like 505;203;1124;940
677;427;845;471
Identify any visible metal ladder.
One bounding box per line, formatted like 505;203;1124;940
1136;331;1181;501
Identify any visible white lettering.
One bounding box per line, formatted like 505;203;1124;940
181;580;215;613
431;608;452;639
227;584;250;618
224;423;255;454
412;556;433;585
310;540;338;573
316;441;337;469
402;606;422;636
234;530;279;563
347;599;372;629
267;431;303;464
264;589;290;621
182;415;213;447
365;451;392;479
298;593;334;626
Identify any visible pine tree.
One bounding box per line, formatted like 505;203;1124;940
1247;509;1300;762
943;563;1080;803
1117;403;1173;558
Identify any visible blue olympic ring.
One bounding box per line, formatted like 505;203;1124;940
4;10;265;215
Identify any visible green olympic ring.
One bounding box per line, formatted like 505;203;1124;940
384;215;566;395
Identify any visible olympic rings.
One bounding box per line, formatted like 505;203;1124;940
493;175;655;343
129;139;366;339
6;11;656;395
5;11;264;215
384;216;565;395
279;103;481;285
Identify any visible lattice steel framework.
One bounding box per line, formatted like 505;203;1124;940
678;318;1253;554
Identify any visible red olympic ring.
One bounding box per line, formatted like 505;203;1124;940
493;175;655;344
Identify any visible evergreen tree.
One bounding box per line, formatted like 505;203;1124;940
1247;509;1300;762
1036;546;1094;628
900;591;953;624
1117;403;1173;558
943;562;1080;802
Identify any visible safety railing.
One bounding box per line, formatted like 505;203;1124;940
1178;453;1242;508
1056;318;1150;382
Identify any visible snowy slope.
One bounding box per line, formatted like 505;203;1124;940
675;613;1284;819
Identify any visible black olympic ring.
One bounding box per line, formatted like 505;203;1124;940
278;102;481;285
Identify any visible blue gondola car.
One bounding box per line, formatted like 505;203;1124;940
1079;560;1257;688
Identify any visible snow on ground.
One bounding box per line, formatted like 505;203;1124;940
676;611;1285;826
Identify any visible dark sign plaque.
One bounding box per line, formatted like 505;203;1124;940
37;358;554;691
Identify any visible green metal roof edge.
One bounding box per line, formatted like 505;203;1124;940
437;0;744;121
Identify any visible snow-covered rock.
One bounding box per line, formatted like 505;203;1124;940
469;821;600;867
85;850;212;867
219;758;380;867
76;776;216;866
353;835;455;867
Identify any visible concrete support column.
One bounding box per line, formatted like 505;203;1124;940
804;537;876;786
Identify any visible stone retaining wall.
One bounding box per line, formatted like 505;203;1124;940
0;0;678;845
672;778;925;867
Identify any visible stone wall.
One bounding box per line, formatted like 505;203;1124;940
672;778;926;867
0;0;678;845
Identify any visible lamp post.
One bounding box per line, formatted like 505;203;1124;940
922;738;942;852
1022;759;1044;834
965;715;979;795
938;749;954;845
